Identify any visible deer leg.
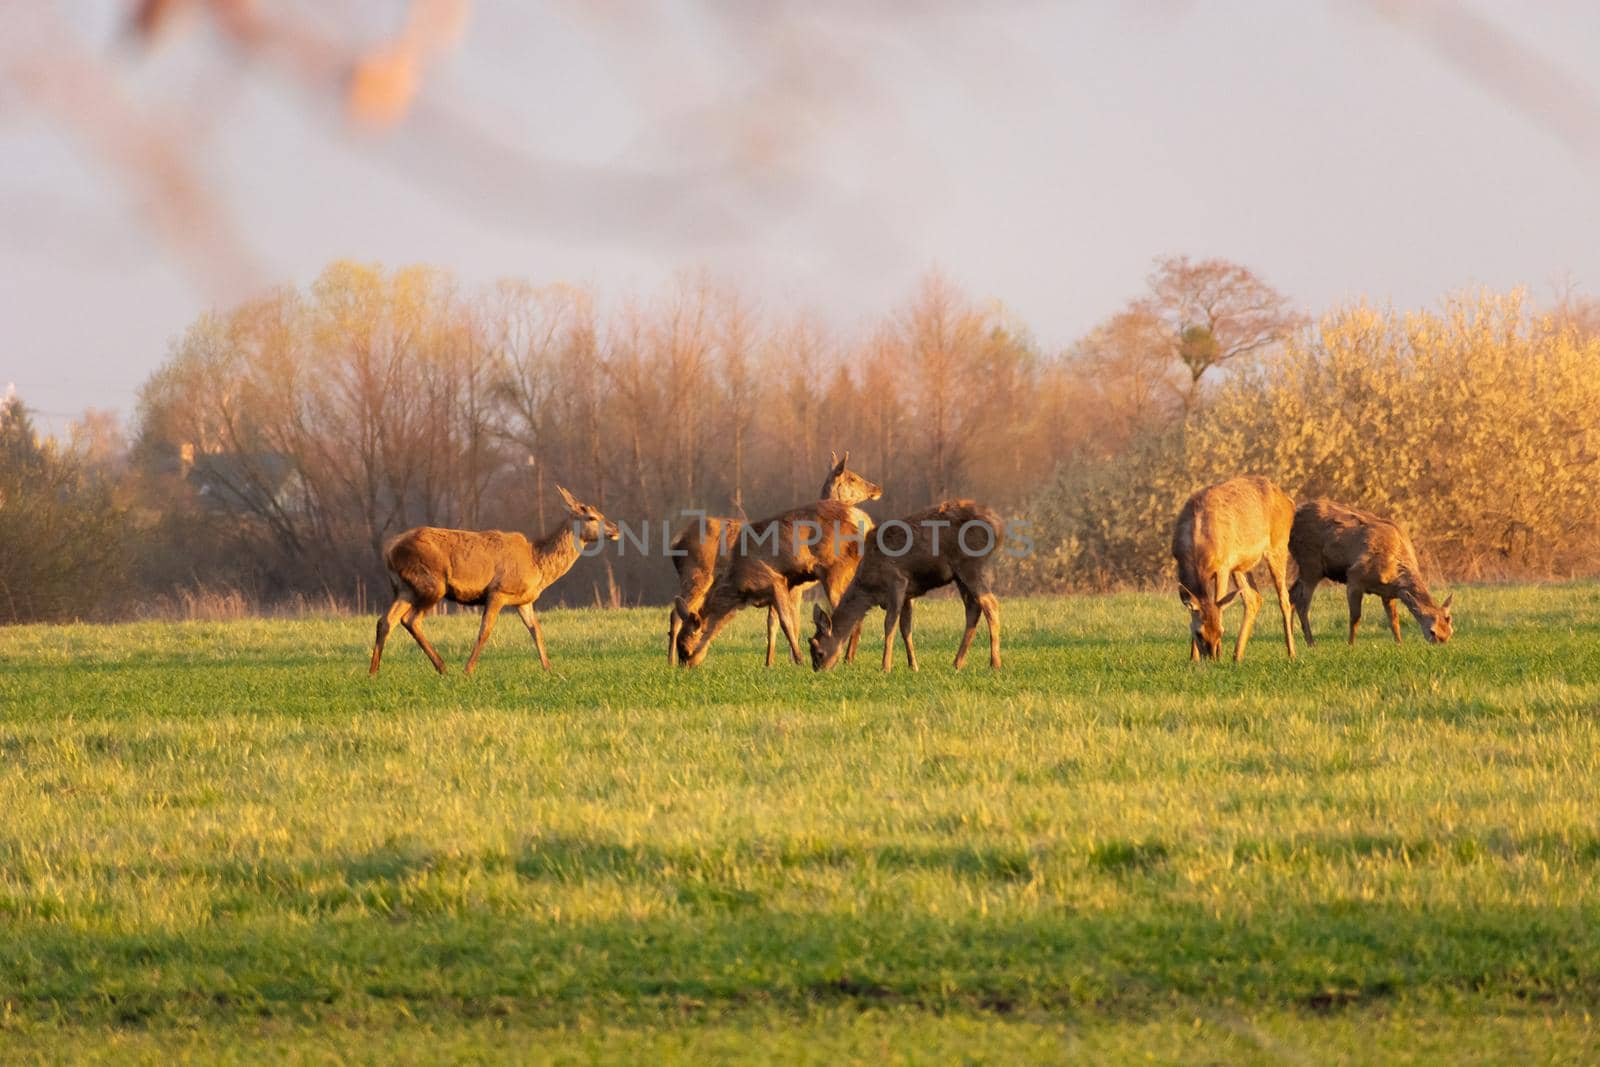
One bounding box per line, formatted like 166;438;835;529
369;596;413;676
464;594;508;675
881;590;903;673
845;622;862;663
764;605;780;667
772;583;806;666
953;590;983;670
401;599;448;674
817;569;861;663
899;597;919;672
1385;597;1403;643
516;602;552;670
1232;572;1262;664
1291;575;1317;646
668;600;691;667
1347;586;1364;645
1266;552;1296;661
958;561;1001;669
980;593;1001;669
792;587;809;664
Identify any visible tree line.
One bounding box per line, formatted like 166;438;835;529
3;257;1597;623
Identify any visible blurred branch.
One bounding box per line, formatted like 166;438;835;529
1364;0;1600;164
3;8;263;304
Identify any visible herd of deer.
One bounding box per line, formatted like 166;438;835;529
1175;474;1453;662
366;460;1453;677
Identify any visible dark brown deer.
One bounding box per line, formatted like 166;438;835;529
675;498;871;667
1288;499;1454;645
809;500;1003;673
369;485;619;676
1171;475;1297;662
667;452;881;666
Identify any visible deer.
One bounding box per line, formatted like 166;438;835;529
667;452;881;666
675;497;872;668
1288;499;1454;645
1171;475;1297;663
369;485;619;677
809;499;1003;673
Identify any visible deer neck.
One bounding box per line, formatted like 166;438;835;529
534;521;583;582
1393;571;1438;624
824;582;874;649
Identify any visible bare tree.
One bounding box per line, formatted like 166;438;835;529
769;316;832;502
854;327;906;502
1144;256;1304;408
656;276;716;506
495;281;596;530
963;306;1041;505
715;291;762;511
901;273;972;500
1071;305;1186;452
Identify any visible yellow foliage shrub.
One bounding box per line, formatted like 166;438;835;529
1019;291;1600;589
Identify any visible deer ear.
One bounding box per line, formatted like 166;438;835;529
1216;588;1239;608
1178;583;1199;610
555;484;580;511
812;603;831;633
1442;593;1453;610
840;449;849;467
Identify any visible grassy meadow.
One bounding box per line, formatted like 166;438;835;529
2;585;1600;1063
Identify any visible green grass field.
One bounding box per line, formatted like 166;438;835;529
3;585;1599;1064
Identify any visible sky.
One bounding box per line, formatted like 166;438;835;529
4;1;1600;435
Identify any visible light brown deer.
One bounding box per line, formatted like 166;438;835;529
667;452;881;666
809;500;1003;673
369;485;619;676
675;498;871;667
1288;499;1454;645
1171;475;1297;662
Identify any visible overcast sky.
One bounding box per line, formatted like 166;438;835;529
4;1;1600;433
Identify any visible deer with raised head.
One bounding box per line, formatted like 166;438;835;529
810;499;1003;673
1288;499;1454;645
369;485;619;676
667;452;881;666
1171;475;1297;662
675;497;872;667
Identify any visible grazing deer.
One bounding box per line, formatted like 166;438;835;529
809;500;1003;673
369;485;619;676
1288;499;1454;645
675;498;871;667
1171;475;1297;662
667;452;881;666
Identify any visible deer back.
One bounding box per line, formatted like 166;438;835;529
726;499;867;586
1174;476;1293;600
1293;499;1424;590
671;515;742;612
385;527;537;603
859;500;1002;593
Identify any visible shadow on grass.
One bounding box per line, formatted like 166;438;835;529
4;889;1598;1028
5;833;1600;1027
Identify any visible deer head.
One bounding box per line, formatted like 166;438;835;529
820;450;883;506
1421;592;1454;643
809;602;846;671
556;485;620;543
1180;579;1235;660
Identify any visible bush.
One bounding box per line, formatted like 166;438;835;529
0;396;130;622
1021;291;1600;590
